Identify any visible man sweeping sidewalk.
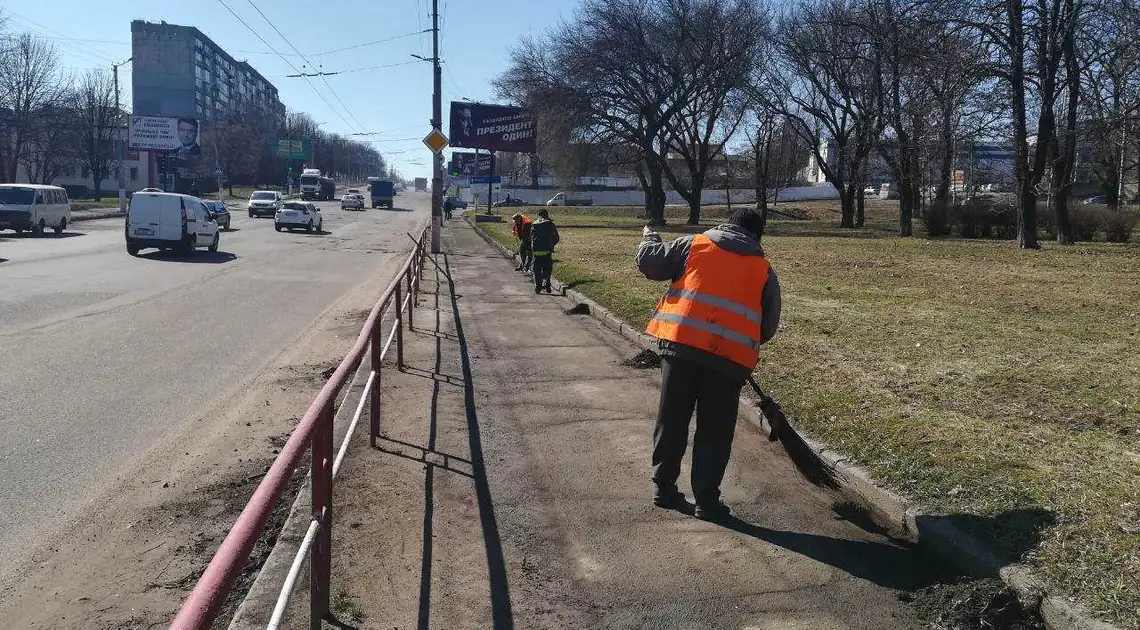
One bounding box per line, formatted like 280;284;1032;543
636;208;781;520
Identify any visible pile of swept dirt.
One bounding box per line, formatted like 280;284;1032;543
910;578;1045;630
620;349;661;369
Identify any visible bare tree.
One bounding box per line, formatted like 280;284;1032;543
19;103;77;183
1079;0;1140;206
656;0;768;224
0;33;66;183
771;0;883;228
72;69;119;200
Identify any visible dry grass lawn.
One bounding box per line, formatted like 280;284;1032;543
478;212;1140;628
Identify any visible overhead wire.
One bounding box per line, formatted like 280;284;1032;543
246;0;365;132
2;10;120;66
214;0;355;132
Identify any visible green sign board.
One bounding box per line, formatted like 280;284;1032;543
272;138;311;160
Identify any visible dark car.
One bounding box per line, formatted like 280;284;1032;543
204;200;231;230
491;195;527;208
445;196;468;210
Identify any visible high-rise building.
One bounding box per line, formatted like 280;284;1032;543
131;20;285;126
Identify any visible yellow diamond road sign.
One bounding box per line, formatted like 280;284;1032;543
423;129;449;154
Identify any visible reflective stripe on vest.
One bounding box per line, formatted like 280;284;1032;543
663;288;763;325
533;250;551;256
650;312;762;351
646;233;769;369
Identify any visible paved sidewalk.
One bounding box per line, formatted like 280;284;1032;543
296;219;952;629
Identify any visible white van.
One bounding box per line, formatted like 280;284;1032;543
125;192;220;256
0;184;72;236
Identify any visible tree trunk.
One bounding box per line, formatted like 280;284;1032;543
754;146;768;213
645;158;667;226
1008;0;1040;249
840;185;856;228
856;188;866;228
687;195;701;226
1053;2;1080;245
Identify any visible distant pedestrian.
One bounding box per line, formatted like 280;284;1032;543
530;209;559;294
443;197;454;220
636;208;782;520
512;212;534;272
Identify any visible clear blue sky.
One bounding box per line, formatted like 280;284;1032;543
1;0;576;179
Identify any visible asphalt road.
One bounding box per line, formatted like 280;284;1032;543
0;192;429;582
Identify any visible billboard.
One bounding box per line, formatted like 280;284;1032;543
272;138;312;160
450;151;492;177
448;102;536;153
129;116;200;156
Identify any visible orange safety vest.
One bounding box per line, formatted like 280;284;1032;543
646;233;770;369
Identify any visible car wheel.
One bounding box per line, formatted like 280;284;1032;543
179;235;196;254
127;241;140;256
224;219;231;231
208;233;219;252
275;223;282;232
306;220;314;233
317;219;323;232
55;217;67;235
33;219;46;237
248;211;254;218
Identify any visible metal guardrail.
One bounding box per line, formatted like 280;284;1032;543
169;226;429;630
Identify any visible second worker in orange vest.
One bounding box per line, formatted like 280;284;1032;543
636;208;781;520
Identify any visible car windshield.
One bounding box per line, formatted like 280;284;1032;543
0;187;36;204
283;202;306;210
251;192;276;200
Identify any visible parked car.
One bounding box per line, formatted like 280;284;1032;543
1083;195;1108;205
125;192;219;256
347;188;360;195
275;201;323;232
204;200;232;230
341;194;365;211
247;190;282;217
0;183;71;236
492;195;528;208
545;192;593;207
445;196;468;210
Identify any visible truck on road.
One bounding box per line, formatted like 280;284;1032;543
300;168;335;201
414;177;428;192
545;192;594;207
370;179;396;209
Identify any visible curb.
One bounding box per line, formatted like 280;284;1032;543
71;210;125;223
467;218;1119;630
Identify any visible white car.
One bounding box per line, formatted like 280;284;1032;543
247;190;282;218
125;192;220;256
341;194;365;211
275;201;323;232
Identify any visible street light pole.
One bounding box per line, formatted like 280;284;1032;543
430;0;443;254
113;57;132;213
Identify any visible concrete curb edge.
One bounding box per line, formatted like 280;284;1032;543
71;210;126;223
466;217;1119;630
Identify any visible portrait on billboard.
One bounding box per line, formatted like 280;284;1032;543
176;118;201;158
448;102;536;153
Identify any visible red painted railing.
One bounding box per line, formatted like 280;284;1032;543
169;226;428;629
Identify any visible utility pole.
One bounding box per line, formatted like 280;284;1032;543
113;58;132;213
430;0;443;253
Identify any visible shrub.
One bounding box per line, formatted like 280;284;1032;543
1102;209;1138;243
954;201;984;238
1069;204;1100;242
924;201;952;237
985;203;1018;239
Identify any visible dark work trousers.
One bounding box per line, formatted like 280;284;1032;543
533;253;553;290
651;355;742;506
517;240;533;271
